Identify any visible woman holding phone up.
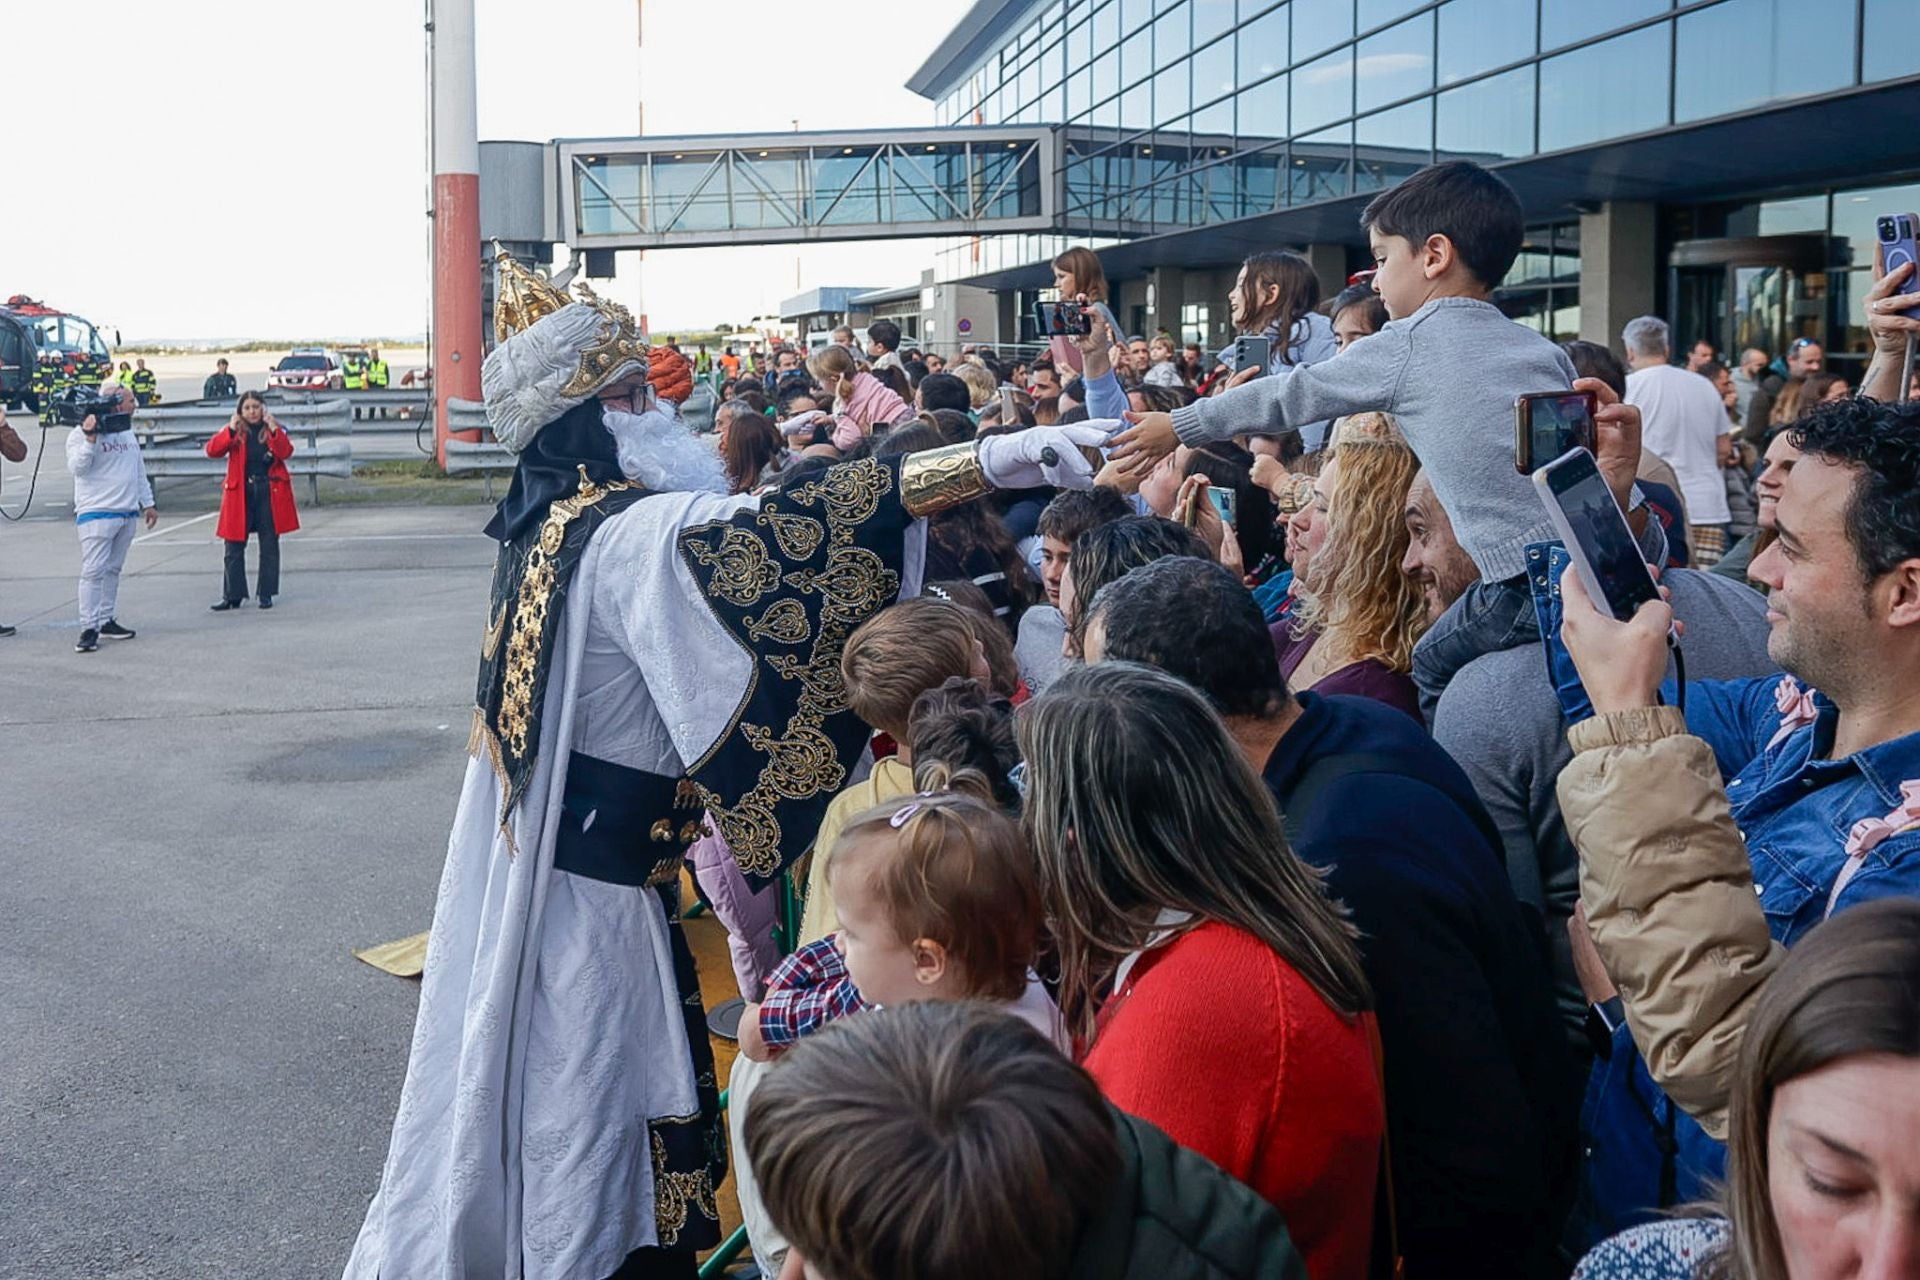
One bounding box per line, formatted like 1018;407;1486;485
205;390;299;611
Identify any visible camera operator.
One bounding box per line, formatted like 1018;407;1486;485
65;382;157;653
1;403;26;637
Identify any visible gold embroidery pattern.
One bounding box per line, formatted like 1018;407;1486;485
683;458;902;879
481;467;634;829
744;598;810;646
899;440;990;517
688;527;783;607
481;600;508;661
649;1124;719;1248
759;509;826;561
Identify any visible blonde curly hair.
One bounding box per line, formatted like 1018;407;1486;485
1290;435;1429;674
952;360;998;410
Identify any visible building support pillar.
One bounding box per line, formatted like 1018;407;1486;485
1302;243;1350;303
1148;266;1186;341
1578;201;1658;349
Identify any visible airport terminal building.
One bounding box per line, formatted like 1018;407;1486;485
905;0;1920;375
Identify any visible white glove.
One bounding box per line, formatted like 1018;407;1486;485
976;423;1111;491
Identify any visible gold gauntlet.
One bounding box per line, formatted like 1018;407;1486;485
899;441;991;518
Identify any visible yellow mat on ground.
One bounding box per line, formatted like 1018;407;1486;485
353;931;430;978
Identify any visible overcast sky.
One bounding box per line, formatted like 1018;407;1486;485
1;0;975;342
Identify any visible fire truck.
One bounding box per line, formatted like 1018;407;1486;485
0;295;115;413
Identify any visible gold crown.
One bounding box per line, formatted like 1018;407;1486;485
559;280;650;399
492;248;568;343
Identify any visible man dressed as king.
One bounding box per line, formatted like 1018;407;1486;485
344;256;1109;1280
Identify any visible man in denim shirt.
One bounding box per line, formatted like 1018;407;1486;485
1549;394;1920;1246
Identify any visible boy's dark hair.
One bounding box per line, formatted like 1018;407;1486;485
1360;159;1524;290
774;376;818;416
872;364;913;403
918;372;972;415
1089;556;1290;721
1065;516;1211;653
1789;397;1920;584
1133;384;1187;415
909;675;1021;810
1561;339;1627;398
868;319;902;352
1037;485;1133;546
928;407;977;443
1061;376;1087;405
925;579;1021;699
1057;404;1090;425
842;598;982;739
747;1003;1119;1280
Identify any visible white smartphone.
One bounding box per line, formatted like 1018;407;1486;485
1532;447;1661;622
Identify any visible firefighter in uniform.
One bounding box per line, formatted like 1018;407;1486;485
129;359;159;406
365;349;390;389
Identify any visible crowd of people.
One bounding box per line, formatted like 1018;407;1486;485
328;157;1920;1280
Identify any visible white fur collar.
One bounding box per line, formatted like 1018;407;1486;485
602;405;729;495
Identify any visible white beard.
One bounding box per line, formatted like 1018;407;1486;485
602;404;729;495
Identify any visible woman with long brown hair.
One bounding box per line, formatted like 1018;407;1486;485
716;399;784;494
1574;897;1920;1280
1280;435;1427;720
1018;661;1381;1280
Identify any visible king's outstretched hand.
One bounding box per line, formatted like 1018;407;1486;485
977;423;1114;490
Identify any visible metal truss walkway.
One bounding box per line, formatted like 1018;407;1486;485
554;126;1058;250
556;126;1059;249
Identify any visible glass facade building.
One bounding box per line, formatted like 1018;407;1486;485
915;0;1920;359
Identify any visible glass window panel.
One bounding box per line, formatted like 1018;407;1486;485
1158;54;1192;122
1864;0;1911;82
1292;46;1353;133
1194;0;1237;46
1193;33;1237;103
1154;3;1190;62
1122;25;1153;86
576;158;642;236
1355;98;1430;191
1674;0;1856;123
1042;83;1065;120
1359;0;1422;29
1065;66;1091;117
1756;195;1830;237
1239;4;1288;84
1093;0;1120;51
1094;93;1123;128
1094;46;1121;100
1355;11;1433;112
1436;64;1535;159
1121;79;1154;129
1042;37;1065;88
1437;0;1535;84
1292;122;1352;201
1021;59;1043;105
1292;0;1353;58
1540;0;1665;51
1194;91;1235;139
1068;14;1093;72
1833;183;1920;271
1539;24;1669;153
812;149;882;227
1235;149;1284;216
1238;72;1289;149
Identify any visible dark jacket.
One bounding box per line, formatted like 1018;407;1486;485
1262;692;1575;1280
1066;1106;1308;1280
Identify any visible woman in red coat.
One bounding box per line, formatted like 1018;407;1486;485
205;390;298;610
1018;661;1384;1280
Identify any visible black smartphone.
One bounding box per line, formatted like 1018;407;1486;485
1878;212;1920;298
1515;390;1597;474
1532;447;1660;622
1034;300;1093;337
1231;335;1272;376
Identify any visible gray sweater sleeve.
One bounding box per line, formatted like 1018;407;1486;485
1169;326;1412;447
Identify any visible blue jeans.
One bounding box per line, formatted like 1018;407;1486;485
1412;573;1539;721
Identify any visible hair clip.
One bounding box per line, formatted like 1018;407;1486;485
889;801;924;828
926;585;953;602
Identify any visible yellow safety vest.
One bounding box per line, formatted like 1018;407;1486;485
366;359;390;388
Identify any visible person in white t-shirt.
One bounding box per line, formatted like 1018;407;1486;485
1623;315;1735;564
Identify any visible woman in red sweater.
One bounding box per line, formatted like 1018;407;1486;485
1018;661;1383;1280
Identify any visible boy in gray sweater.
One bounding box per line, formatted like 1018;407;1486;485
1110;160;1649;703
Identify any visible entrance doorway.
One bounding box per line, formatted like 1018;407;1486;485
1669;234;1832;365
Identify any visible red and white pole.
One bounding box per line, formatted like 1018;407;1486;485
430;0;481;467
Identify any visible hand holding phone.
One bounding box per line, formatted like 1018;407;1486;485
1514;390;1597;474
1231;335;1271;378
1035;300;1093;337
1533;447;1659;622
1877;212;1920;299
1557;559;1677;716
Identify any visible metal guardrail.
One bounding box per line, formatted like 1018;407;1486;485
136;398;354;504
442;398;515;499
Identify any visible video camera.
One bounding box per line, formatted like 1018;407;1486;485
51;385;133;434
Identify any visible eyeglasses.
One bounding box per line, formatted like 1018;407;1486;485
1790;338;1819;351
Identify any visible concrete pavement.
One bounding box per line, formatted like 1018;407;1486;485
0;482;497;1275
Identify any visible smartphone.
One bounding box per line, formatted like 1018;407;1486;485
1877;212;1920;298
1034;299;1093;337
1514;390;1597;475
1533;447;1660;622
1207;485;1236;527
1231;335;1272;377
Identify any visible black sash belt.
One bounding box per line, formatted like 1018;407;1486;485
551;752;706;887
